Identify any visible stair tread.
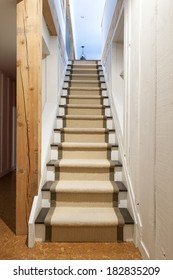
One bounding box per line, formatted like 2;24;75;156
35;208;49;224
35;207;134;225
60;104;110;108
63;87;106;91
47;159;122;168
56;128;114;132
50;180;119;193
42;181;54;191
51;142;118;148
115;181;127;192
66;74;103;78
45;207;124;226
57;115;112;119
119;208;134;224
62;95;108;99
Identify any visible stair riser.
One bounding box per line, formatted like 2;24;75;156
50;147;118;161
55;167;114;181
65;89;101;95
64;119;105;128
43;192;118;208
54;131;116;144
69;82;100;88
61;97;109;106
72;65;98;70
57;118;113;129
66;108;104;115
54;193;118;207
70;70;99;75
48;226;119;242
60;148;111;160
61;132;108;143
64;98;103;105
35;224;134;242
68;75;99;81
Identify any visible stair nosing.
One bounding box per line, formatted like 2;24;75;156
46;159;122;168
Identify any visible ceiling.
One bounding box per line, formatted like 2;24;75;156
69;0;106;60
0;0;16;80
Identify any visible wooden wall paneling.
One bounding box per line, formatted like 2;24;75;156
2;76;8;173
43;0;57;36
0;73;2;175
16;0;42;234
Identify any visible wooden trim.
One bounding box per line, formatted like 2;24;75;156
16;0;42;234
102;0;124;65
43;0;57;36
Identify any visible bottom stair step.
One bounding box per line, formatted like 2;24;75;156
44;207;124;242
35;207;134;242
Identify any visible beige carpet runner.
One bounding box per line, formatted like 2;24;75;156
45;60;125;242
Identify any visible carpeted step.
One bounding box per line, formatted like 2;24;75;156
53;159;122;181
64;86;105;95
66;73;102;81
62;95;108;105
69;69;99;75
55;127;113;143
57;115;112;129
69;80;101;88
52;142;117;160
71;64;98;70
44;206;124;242
60;104;110;115
50;180;119;207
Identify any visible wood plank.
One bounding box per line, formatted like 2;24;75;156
43;0;57;35
16;0;42;235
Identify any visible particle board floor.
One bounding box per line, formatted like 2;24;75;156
0;171;142;260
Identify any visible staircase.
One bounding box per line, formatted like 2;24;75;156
35;60;134;243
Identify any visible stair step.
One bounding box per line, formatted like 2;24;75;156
63;87;107;91
115;181;127;192
119;208;134;224
57;115;112;120
61;95;108;105
51;142;118;148
44;207;124;242
42;181;54;191
50;180;119;193
59;104;110;116
47;159;122;168
47;159;122;181
35;208;49;224
54;128;115;143
51;142;118;160
65;74;104;80
50;180;119;207
36;207;133;225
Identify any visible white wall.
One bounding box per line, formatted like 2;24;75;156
112;42;124;132
0;70;16;178
103;0;173;260
102;0;117;49
155;0;173;260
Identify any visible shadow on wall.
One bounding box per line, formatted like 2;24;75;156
0;171;16;233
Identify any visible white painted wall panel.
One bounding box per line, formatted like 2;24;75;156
103;0;173;259
155;0;173;260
